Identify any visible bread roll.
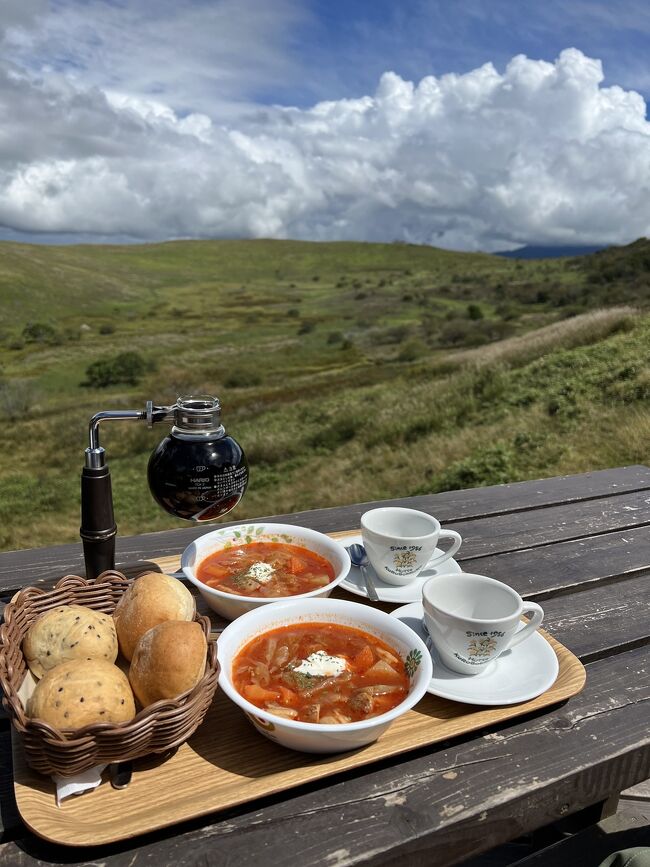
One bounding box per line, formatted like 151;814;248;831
27;658;135;730
113;572;195;661
129;620;207;707
22;605;118;679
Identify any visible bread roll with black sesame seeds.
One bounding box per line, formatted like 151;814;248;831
22;605;118;679
113;572;196;662
27;659;135;730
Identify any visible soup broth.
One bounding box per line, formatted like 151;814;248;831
232;622;410;724
198;542;335;597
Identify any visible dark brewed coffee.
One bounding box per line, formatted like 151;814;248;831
148;433;248;521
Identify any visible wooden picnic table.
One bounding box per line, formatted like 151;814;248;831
0;465;648;865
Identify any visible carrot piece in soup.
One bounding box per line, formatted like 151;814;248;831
288;556;307;575
278;686;300;708
243;684;280;703
353;645;375;673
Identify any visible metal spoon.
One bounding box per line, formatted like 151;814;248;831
346;543;380;602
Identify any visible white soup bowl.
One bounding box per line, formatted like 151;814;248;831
181;522;351;620
217;596;433;753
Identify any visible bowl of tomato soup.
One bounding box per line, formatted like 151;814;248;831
181;523;351;620
217;597;432;753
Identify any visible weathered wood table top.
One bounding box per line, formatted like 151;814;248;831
0;465;648;866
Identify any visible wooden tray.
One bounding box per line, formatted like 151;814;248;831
12;533;587;847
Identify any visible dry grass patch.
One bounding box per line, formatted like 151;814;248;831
442;307;637;370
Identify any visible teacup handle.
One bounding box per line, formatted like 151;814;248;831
509;603;544;648
425;529;462;569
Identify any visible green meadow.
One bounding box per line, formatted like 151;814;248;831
1;238;649;552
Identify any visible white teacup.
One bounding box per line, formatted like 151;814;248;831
422;572;544;675
360;507;462;587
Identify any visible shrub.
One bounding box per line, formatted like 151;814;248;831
546;385;579;419
309;416;360;450
99;323;116;335
397;338;427;362
603;370;650;404
224;369;263;388
435;444;516;491
467;303;484;320
438;319;475;346
420;314;440;339
495;303;519;321
83;351;150;388
327;331;343;345
0;379;39;420
377;325;411;345
22;322;60;345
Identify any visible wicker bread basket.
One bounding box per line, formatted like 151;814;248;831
0;570;219;776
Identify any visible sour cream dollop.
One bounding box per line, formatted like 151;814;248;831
294;651;348;678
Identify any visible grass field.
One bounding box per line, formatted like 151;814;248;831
1;237;648;552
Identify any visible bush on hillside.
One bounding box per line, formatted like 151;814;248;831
495;303;519;321
83;351;151;388
309;416;362;450
437;319;475;346
398;338;427;362
603;369;650;404
435;444;516;491
0;379;39;421
22;322;61;345
438;318;515;348
224;369;262;388
377;324;411;345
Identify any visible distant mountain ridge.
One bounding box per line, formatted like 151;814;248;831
494;244;609;259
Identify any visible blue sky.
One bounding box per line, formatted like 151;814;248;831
0;0;649;250
292;0;650;105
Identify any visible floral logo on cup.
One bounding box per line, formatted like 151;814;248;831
467;638;497;658
393;550;417;570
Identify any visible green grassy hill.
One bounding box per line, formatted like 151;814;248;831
1;237;648;551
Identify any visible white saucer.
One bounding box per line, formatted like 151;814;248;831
339;534;462;604
390;602;559;706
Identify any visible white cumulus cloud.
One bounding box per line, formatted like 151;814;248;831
0;24;648;250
